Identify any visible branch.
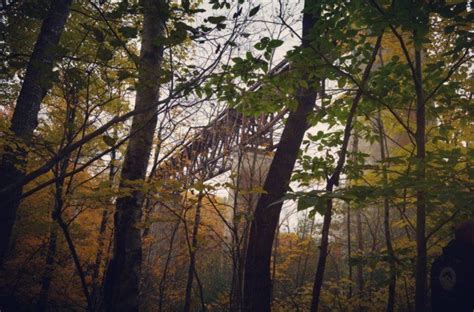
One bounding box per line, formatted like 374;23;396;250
329;32;384;187
424;49;471;104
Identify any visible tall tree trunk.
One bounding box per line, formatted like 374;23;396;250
295;217;308;288
50;147;93;311
347;204;353;299
36;87;80;311
243;4;318;308
310;183;334;312
229;152;243;312
300;217;315;287
346;133;355;298
57;213;94;311
243;94;316;311
158;219;181;312
183;191;204;312
91;150;116;309
103;1;167;310
36;223;58;312
376;110;397;312
310;33;383;312
0;0;73;265
414;44;427;312
356;204;364;295
350;135;365;297
271;225;279;301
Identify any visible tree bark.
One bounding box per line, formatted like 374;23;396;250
57;213;94;311
91;151;116;310
183;191;204;312
351;133;365;298
376;110;397;312
158;219;181;312
0;0;73;265
310;33;383;312
310;183;334;312
414;44;427;312
36;85;80;311
300;217;315;288
103;1;167;311
48;146;93;312
295;217;308;288
271;224;279;301
243;92;316;312
36;223;58;312
242;4;318;308
356;203;364;295
347;203;353;299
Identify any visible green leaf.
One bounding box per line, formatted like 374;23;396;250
119;26;138;39
102;135;116;147
97;47;113;61
297;193;326;216
337;77;346;88
299;80;309;89
117;70;133;80
268;39;284;49
297;196;315;211
93;28;105;43
232;57;243;63
249;5;260;17
208;16;226;24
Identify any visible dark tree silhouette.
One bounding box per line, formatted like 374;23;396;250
0;0;73;265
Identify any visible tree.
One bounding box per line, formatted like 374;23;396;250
0;0;73;265
310;32;383;312
243;1;318;310
0;1;472;311
103;0;167;310
183;189;205;312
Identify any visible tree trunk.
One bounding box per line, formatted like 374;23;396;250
91;150;116;309
36;223;58;312
310;183;334;312
295;217;308;288
376;110;397;312
271;225;279;301
183;191;204;312
49;150;93;311
350;135;365;297
346;132;355;299
242;3;318;305
356;204;364;295
36;86;80;311
0;0;73;265
229;152;243;312
300;217;315;287
347;203;353;299
103;1;167;310
57;213;94;311
414;45;427;312
243;95;316;311
310;33;383;312
158;219;181;312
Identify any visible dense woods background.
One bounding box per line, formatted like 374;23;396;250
0;0;472;311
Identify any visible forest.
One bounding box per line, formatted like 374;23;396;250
0;0;472;311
